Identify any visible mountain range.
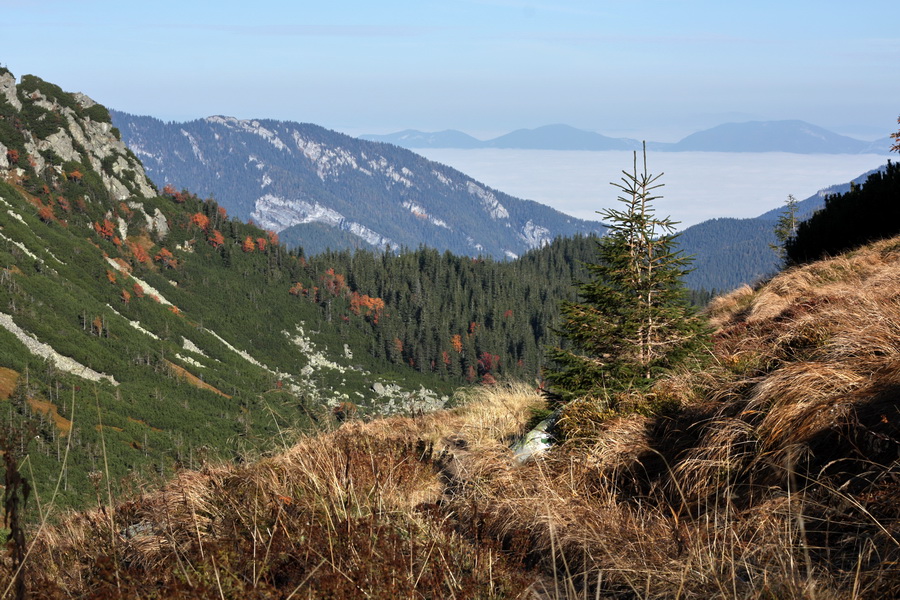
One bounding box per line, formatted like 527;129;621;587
363;121;892;154
110;111;891;292
111;112;605;260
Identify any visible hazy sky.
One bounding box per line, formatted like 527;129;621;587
2;1;897;141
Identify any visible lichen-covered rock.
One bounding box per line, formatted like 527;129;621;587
0;71;157;201
0;71;21;111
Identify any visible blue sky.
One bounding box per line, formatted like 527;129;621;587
1;0;897;140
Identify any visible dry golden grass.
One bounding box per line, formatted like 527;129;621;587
5;238;900;598
25;397;72;437
164;360;232;399
0;367;19;400
11;383;545;599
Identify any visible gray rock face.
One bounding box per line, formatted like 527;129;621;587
0;73;157;201
0;72;22;111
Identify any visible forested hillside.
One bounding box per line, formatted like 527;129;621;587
0;70;611;513
0;69;459;510
304;236;598;383
111;110;606;259
787;160;900;263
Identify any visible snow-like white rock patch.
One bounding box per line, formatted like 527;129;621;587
203;328;275;374
293;132;365;180
0;231;39;261
180;129;207;164
251;194;395;250
432;170;453;186
105;257;174;306
401;201;451;230
105;303;160;340
1;203;28;226
176;353;204;369
251;194;343;231
182;337;208;357
520;220;553;249
207;116;288;152
0;312;118;385
284;323;346;374
467;182;509;220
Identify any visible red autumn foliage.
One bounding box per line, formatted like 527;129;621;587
321;268;346;296
217;206;227;219
190;213;210;231
242;236;255;253
256;237;267;252
469;322;478;335
289;282;305;296
267;230;279;246
38;205;54;223
450;334;463;353
442;351;451;366
128;240;151;264
349;292;385;323
155;248;177;269
93;219;116;240
105;270;117;284
162;183;177;197
481;373;497;386
67;170;83;181
121;289;131;304
207;229;224;248
111;236;122;247
478;352;500;374
6;149;19;164
133;283;144;298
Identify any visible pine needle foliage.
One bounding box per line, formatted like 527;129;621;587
545;144;708;406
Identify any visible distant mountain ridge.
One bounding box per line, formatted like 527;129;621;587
111;111;892;290
363;120;892;154
679;164;887;291
112;112;605;259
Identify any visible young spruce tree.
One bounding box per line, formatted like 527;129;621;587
545;144;707;407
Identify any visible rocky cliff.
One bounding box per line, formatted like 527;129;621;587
0;69;156;201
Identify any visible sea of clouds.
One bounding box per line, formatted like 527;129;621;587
416;149;894;229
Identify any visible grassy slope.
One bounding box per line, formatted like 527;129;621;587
8;235;900;598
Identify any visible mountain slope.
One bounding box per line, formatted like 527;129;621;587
679;164;889;291
0;69;453;510
111;111;606;259
25;235;900;599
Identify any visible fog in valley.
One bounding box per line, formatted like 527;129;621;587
417;148;894;228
